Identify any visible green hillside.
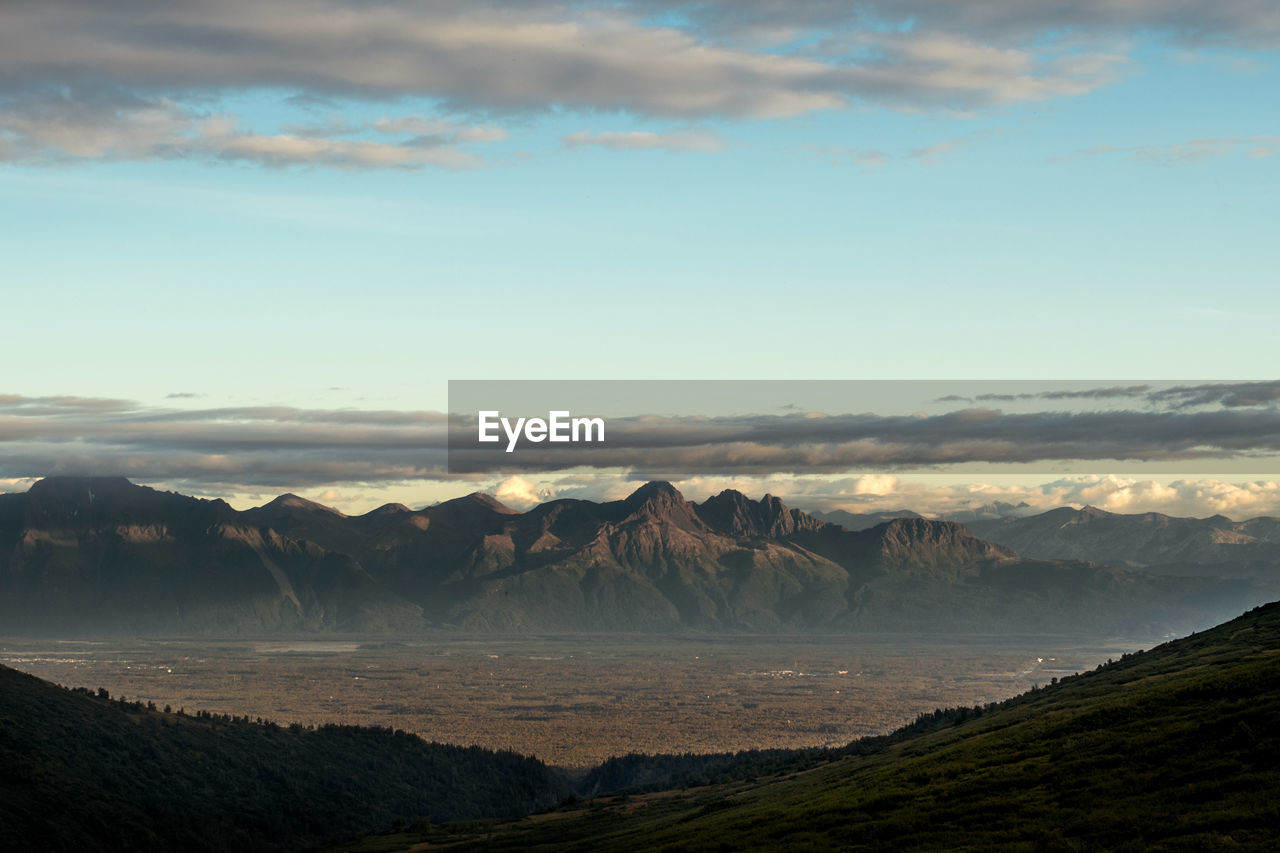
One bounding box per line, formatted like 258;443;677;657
0;666;568;852
361;602;1280;851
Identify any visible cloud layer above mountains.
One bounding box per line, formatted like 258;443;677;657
3;382;1280;517
3;0;1274;168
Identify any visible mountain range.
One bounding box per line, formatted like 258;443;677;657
965;505;1280;579
0;477;1273;636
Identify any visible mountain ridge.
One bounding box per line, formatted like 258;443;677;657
0;477;1272;636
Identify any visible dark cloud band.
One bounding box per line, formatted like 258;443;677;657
3;384;1279;490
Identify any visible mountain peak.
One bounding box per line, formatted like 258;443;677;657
261;493;345;517
28;475;137;497
619;481;704;529
364;502;411;516
625;481;684;504
438;492;517;514
695;489;826;538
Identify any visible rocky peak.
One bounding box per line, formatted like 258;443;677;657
260;493;345;517
620;481;702;529
696;489;826;539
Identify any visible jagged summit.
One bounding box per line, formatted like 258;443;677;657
619;481;703;530
697;489;826;538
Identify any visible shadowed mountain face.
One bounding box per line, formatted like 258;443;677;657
967;506;1280;579
0;477;1272;636
0;477;422;634
0;664;566;853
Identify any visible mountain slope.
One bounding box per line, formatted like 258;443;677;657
380;601;1280;851
0;477;421;634
0;664;567;853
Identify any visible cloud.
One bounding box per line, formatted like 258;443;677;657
805;146;890;168
0;90;503;169
0;0;1193;168
965;382;1280;408
0;395;454;493
1150;381;1280;409
494;476;556;510
804;125;1008;168
5;384;1280;499
449;400;1280;475
970;385;1153;403
1051;136;1280;165
637;1;1280;49
816;474;1280;521
831;33;1128;108
0;3;848;120
369;116;509;143
563;129;726;152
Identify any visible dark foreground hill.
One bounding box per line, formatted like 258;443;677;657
365;602;1280;852
0;477;1273;636
0;665;567;852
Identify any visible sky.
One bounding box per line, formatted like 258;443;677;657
2;1;1278;517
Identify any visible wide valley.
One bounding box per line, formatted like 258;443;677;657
0;633;1148;767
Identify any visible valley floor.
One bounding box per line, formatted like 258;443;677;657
0;632;1141;766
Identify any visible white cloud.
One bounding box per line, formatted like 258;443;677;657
794;474;1280;521
369;116;509;143
563;129;727;153
832;33;1129;108
494;476;556;509
0;0;1175;175
0;100;503;169
805;145;890;168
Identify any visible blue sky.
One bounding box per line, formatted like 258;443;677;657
2;1;1278;516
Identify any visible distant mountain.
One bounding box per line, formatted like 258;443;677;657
943;499;1036;523
967;506;1280;579
805;508;923;531
0;664;565;852
809;502;1036;531
0;477;1272;636
0;477;422;634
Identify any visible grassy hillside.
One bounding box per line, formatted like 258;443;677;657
0;666;568;852
359;602;1280;852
